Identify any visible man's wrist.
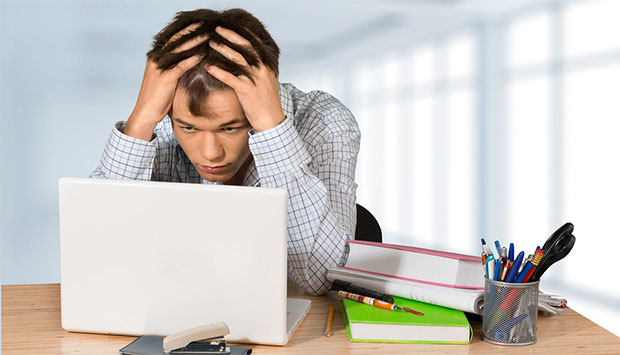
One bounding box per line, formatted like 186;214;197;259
251;114;287;133
124;114;159;141
249;115;311;177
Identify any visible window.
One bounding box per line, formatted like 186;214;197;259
351;31;479;250
503;0;620;336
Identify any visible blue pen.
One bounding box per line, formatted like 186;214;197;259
515;260;534;283
494;258;503;281
494;240;503;258
509;243;514;262
491;313;529;340
481;238;494;258
505;251;524;283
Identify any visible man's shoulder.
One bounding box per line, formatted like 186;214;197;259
281;83;359;136
282;83;346;111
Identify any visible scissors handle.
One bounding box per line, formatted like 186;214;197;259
541;223;573;252
530;223;576;282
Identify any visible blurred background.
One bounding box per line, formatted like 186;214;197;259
1;0;618;336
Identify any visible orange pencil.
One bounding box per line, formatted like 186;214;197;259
324;306;335;336
337;291;424;316
338;290;397;310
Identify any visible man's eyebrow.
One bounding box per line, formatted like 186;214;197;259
171;117;194;126
218;118;249;128
171;117;249;127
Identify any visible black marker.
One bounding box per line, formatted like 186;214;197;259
330;279;394;304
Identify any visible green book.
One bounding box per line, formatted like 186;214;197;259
340;296;472;344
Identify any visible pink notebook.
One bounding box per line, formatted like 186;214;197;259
342;240;484;290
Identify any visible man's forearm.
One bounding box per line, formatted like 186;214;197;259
90;121;157;181
249;117;358;295
124;112;159;142
262;165;353;295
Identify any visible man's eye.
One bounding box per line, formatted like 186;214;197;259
223;127;239;133
181;126;195;132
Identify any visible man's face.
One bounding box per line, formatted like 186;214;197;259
171;88;252;184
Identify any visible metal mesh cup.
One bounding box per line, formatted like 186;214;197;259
482;278;539;345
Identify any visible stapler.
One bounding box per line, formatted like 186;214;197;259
164;322;233;354
119;322;251;355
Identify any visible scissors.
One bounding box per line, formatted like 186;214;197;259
530;222;576;282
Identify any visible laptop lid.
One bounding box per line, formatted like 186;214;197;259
59;177;303;345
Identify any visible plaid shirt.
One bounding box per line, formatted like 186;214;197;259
91;83;360;295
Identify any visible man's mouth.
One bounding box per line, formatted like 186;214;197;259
200;164;229;174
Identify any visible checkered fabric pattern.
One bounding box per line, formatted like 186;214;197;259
91;83;360;295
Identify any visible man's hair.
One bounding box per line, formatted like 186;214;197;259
147;9;280;117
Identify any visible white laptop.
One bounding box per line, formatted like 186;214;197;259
58;177;311;346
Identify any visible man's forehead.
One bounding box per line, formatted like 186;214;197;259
172;88;247;123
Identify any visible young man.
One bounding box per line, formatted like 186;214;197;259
91;9;360;295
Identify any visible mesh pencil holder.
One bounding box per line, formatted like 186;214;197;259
482;278;539;346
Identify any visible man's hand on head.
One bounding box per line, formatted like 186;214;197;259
125;23;207;141
206;26;286;133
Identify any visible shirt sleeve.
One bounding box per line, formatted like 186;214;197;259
249;111;360;296
90;121;159;181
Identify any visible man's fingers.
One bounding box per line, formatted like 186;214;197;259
174;53;204;74
215;26;252;47
206;65;243;90
172;34;208;53
164;22;202;49
242;26;263;44
209;41;249;66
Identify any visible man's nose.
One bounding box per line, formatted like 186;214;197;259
199;132;225;162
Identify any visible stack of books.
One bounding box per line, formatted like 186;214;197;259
328;240;485;314
329;240;484;344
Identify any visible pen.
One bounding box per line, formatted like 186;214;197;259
500;261;509;282
494;258;503;281
490;313;529;341
509;243;514;262
485;254;495;279
515;259;533;283
481;238;494;258
505;251;524;283
337;291;424;316
521;249;545;283
481;239;489;271
494;240;503;259
516;249;543;283
500;246;508;281
324;306;334;337
493;312;529;333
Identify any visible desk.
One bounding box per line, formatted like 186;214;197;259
2;284;619;354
